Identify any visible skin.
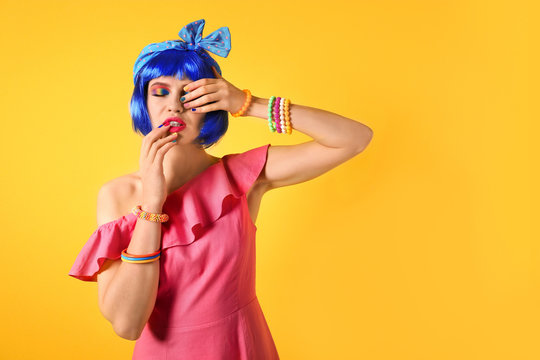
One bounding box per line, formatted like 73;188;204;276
136;66;246;196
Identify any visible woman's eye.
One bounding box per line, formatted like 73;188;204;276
151;87;169;96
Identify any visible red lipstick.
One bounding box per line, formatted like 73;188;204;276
161;117;186;132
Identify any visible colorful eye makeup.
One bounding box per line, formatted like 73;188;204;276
151;86;169;96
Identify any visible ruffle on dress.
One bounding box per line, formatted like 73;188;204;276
68;144;270;282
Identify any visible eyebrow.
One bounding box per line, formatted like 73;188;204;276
149;82;188;89
149;82;171;88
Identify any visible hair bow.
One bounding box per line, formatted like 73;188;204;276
133;19;231;84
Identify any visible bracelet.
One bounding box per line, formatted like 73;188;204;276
267;96;292;134
267;96;277;132
284;98;291;134
230;89;252;117
279;97;287;134
132;205;169;223
273;97;281;133
121;248;161;264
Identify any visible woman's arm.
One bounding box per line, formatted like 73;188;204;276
245;96;373;190
96;182;162;341
180;70;373;191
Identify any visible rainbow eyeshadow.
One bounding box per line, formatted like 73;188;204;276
151;87;169;95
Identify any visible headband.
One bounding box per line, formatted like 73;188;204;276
132;19;232;84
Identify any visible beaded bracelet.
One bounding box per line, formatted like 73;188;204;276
231;89;252;117
283;98;291;134
273;97;282;133
267;96;292;134
121;248;161;264
132;205;169;223
267;96;277;132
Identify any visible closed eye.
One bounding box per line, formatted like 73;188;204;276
151;88;169;96
150;89;186;97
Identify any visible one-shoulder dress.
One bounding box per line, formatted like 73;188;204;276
68;144;280;360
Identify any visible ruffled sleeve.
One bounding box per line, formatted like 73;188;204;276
160;143;271;250
69;143;272;279
68;212;137;282
223;143;271;196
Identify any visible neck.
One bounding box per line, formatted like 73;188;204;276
162;143;218;194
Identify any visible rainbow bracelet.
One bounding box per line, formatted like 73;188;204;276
121;248;161;264
132;205;169;223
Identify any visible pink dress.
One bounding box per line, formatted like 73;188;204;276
69;144;280;360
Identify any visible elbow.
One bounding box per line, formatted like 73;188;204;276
99;297;143;340
355;127;373;153
113;321;143;341
106;308;143;341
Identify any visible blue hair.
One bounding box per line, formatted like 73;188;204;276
129;48;228;149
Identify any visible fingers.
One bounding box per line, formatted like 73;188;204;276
147;132;178;165
182;85;219;109
141;124;172;160
187;102;218;113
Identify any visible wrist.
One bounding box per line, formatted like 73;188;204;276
244;95;268;118
141;202;164;213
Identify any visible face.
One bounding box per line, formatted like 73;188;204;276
146;75;205;147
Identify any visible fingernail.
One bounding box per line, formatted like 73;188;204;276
191;108;196;111
180;96;185;102
158;124;163;128
172;140;177;143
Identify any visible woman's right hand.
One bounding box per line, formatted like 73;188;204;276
139;124;178;208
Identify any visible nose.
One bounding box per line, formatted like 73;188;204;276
167;95;185;113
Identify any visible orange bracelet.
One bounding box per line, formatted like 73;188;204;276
231;89;252;117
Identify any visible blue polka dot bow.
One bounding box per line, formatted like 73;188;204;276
133;19;231;84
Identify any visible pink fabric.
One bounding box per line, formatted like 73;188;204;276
69;144;279;359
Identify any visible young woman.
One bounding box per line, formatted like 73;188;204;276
69;19;373;359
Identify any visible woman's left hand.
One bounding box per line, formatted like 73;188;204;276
181;66;247;115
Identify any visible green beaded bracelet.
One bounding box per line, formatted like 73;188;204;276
267;96;276;132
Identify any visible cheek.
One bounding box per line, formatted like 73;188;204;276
146;103;159;117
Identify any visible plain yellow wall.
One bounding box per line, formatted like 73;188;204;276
0;0;537;359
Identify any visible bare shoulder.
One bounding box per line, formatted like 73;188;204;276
93;173;142;284
96;172;141;227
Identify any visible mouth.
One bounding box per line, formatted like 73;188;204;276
162;118;186;132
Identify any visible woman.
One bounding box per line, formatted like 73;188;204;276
69;19;373;359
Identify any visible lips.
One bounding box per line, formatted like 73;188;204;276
162;118;186;132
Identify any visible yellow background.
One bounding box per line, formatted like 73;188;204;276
0;0;537;359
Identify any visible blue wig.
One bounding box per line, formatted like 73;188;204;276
129;48;228;149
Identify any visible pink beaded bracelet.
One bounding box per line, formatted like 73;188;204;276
274;97;282;133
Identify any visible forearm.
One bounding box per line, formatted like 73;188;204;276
101;203;162;340
245;96;373;151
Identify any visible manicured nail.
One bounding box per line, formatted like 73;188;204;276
191;108;196;111
180;96;185;102
158;124;163;128
172;139;177;143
